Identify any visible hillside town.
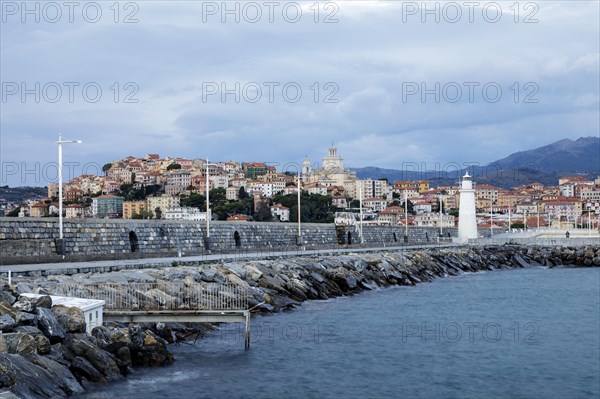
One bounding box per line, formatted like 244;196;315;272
4;147;600;231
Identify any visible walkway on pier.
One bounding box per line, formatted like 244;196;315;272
2;242;460;274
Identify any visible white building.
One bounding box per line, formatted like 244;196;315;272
458;173;478;242
270;203;290;222
413;201;433;215
413;212;455;228
164;207;210;221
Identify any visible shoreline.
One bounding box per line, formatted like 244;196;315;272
1;244;599;398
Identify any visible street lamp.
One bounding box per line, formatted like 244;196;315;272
404;191;408;241
54;134;82;250
359;183;364;244
205;158;218;249
296;172;302;245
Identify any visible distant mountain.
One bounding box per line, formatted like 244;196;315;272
486;136;599;173
351;136;600;189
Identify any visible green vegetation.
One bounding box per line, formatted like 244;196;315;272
114;184;162;201
7;207;21;217
166;163;181;171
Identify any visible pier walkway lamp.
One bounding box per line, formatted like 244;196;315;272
404;191;408;242
296;172;304;246
205;158;218;250
55;134;82;255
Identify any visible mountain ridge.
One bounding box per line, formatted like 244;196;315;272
351;136;600;189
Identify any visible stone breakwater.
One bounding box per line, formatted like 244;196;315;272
1;244;599;398
0;288;177;399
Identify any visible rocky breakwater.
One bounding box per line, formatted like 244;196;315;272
0;285;174;399
3;244;598;398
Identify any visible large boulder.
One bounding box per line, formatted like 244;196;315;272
25;353;84;395
12;296;37;313
35;295;53;309
0;353;69;397
92;326;130;353
130;330;174;367
0;303;17;319
52;305;86;333
0;289;16;306
35;307;66;344
0;333;37;355
0;359;17;388
16;311;38;326
0;314;16;332
64;334;122;382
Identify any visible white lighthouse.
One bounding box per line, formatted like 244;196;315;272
458;172;478;242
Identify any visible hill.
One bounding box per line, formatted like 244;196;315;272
351;136;600;189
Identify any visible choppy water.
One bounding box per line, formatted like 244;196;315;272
79;267;600;399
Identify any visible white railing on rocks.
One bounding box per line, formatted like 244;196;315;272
52;283;249;311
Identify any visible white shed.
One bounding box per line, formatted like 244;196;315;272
21;293;105;334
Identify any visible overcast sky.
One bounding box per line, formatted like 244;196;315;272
1;0;598;186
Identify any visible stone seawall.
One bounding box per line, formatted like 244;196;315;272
1;244;598;398
0;218;457;264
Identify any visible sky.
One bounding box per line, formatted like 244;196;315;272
1;0;599;186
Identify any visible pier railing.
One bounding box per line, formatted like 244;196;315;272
52;282;249;311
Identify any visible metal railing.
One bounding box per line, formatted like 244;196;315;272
52;282;249;311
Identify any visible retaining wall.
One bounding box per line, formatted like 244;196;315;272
0;218;457;264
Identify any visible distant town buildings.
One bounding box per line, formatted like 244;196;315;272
4;147;590;230
92;195;124;219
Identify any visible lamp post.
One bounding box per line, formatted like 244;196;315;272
54;134;81;254
439;195;444;236
404;191;408;241
359;183;364;244
296;173;302;245
490;201;493;237
205;159;217;249
508;196;512;233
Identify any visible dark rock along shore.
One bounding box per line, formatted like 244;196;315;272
1;244;599;398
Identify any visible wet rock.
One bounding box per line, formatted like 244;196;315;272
0;359;17;388
25;353;84;395
35;334;52;354
70;356;105;383
131;330;174;367
13;324;42;335
52;305;86;333
0;353;68;397
65;334;122;382
12;296;36;313
36;307;66;344
15;282;32;295
222;263;247;279
16;311;37;326
0;314;16;332
0;333;37;355
513;255;530;268
35;295;53;309
0;290;16;306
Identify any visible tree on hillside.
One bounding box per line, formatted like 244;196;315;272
167;163;181;171
102;163;112;175
239;186;249;199
254;202;273;222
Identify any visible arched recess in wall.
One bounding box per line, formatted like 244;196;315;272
129;231;139;252
158;227;167;239
347;232;352;245
234;231;241;247
393;232;398;242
